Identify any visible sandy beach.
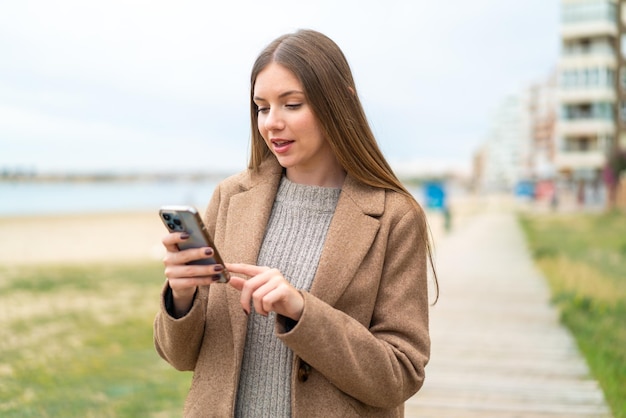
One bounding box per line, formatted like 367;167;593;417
0;211;166;265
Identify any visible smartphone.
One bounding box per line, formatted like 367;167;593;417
159;205;230;283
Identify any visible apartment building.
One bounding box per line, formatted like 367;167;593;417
557;0;623;201
478;95;531;192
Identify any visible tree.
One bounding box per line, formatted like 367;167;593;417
604;149;626;209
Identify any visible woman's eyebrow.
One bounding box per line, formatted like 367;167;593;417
253;90;305;102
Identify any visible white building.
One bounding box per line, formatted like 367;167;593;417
480;95;532;192
557;0;620;189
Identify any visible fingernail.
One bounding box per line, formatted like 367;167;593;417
213;264;223;272
211;275;222;281
205;248;214;256
180;232;190;240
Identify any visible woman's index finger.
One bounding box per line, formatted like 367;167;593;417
227;276;247;291
225;263;266;277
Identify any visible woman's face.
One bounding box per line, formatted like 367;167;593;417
253;62;343;186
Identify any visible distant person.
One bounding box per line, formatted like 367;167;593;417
550;181;559;211
154;29;437;417
577;180;585;207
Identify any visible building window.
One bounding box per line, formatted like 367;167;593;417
563;37;614;56
589;68;599;85
620;101;626;122
561;102;614;121
565;137;596;151
560;67;614;89
562;0;617;24
580;138;591;150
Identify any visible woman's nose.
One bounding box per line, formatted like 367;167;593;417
264;108;285;131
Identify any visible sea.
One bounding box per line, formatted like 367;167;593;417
0;178;222;217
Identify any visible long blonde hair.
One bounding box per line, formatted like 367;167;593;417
248;29;438;303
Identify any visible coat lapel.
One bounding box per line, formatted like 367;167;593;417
310;176;384;306
223;174;281;265
222;159;283;349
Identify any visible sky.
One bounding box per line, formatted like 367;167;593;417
0;0;560;176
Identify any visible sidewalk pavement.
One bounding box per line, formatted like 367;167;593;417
405;206;611;417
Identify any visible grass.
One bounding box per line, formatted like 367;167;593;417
519;210;626;418
0;262;191;417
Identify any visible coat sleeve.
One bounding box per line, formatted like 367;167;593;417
153;283;210;371
152;184;224;371
277;204;431;408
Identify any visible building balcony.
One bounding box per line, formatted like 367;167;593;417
558;87;615;104
554;150;606;171
559;54;616;69
557;119;615;136
561;21;617;40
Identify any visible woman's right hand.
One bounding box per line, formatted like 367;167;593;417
162;231;226;317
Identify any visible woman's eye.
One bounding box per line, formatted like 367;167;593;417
257;106;269;114
285;103;302;110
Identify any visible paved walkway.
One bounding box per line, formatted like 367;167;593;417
405;207;611;417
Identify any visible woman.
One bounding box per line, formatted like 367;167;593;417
154;29;437;417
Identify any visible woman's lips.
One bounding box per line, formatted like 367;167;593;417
271;139;294;154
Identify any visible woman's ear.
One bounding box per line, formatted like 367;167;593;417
347;86;356;96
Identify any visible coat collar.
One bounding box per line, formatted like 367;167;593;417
240;157;385;215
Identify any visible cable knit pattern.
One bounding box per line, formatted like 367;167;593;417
235;176;341;417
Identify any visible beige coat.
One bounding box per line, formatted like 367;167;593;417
154;158;431;417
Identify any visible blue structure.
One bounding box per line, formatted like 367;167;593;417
514;180;535;198
424;181;446;210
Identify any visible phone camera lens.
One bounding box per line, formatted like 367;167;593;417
167;222;176;230
173;219;182;226
163;214;171;221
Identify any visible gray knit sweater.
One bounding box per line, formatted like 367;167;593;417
235;176;341;417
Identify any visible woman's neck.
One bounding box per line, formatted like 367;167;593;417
285;165;346;188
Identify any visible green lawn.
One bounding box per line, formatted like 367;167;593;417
519;211;626;418
0;262;190;417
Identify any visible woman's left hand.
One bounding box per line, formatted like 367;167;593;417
226;263;304;321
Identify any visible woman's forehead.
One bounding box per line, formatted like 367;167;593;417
253;63;304;98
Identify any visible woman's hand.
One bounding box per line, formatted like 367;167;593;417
226;263;304;321
162;232;226;316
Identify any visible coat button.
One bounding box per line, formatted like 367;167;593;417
297;361;311;382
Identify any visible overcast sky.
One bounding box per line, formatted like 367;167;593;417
0;0;559;176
